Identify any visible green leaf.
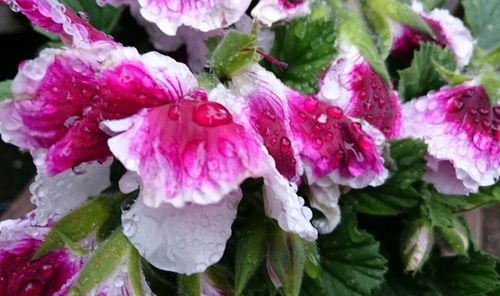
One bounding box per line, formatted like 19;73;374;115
34;195;123;259
60;0;123;33
368;0;433;36
206;265;234;295
177;274;200;296
348;138;427;216
436;217;469;255
427;251;500;295
235;218;267;295
304;209;387;296
398;43;457;101
375;271;436;296
475;47;500;66
462;0;500;52
432;59;473;85
432;183;500;212
267;224;306;296
211;30;257;79
0;80;12;100
128;248;146;296
305;241;321;279
363;4;393;58
480;72;500;106
266;16;337;94
68;230;132;295
340;13;390;83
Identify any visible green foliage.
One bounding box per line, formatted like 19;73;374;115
398;43;457;101
480;72;500;106
0;80;12;100
34;194;123;259
68;230;132;295
462;0;500;52
363;4;393;58
61;0;123;33
266;16;337;94
211;30;257;80
128;248;147;296
303;209;387;296
348;138;427;216
177;274;200;296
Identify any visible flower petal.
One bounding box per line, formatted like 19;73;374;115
308;176;341;234
101;0;251;35
105;96;269;207
122;190;241;274
230;64;301;181
30;158;111;225
319;42;403;139
403;83;499;194
9;0;111;45
251;0;310;26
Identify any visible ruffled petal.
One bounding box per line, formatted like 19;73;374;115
403;83;499;194
308;176;341;234
230;64;301;181
100;0;251;35
30;158;112;225
122;190;241;274
7;0;111;45
319;42;403;139
251;0;310;26
391;1;473;67
287;88;386;184
105;95;269;207
0;217;84;296
200;272;226;296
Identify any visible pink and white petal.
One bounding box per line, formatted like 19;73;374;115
133;0;251;36
308;176;341;234
263;171;317;241
0;217;85;296
130;5;223;72
230;64;301;181
319;42;403;139
9;0;112;45
105;99;269;207
30;158;112;225
411;1;473;67
287;89;385;184
251;0;310;26
403;83;500;194
423;156;476;195
122;190;241;274
200;273;226;296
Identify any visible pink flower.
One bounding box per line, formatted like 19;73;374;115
0;218;84;296
390;1;473;67
403;82;499;195
251;0;310;26
4;0;111;46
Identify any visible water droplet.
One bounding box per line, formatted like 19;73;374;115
218;138;236;157
193;102;232;127
317;113;328;124
123;221;137;237
415;100;427;112
183;140;206;178
476;158;487;173
313;138;323;149
324;132;334;142
77;11;91;23
304;97;318;111
468;107;478;115
327;106;343;119
473;132;492;151
8;0;20;12
280;137;291;153
447;99;464;112
168;105;179;120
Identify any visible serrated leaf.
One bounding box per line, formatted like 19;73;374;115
267;224;306;296
432;183;500;212
177;274;201;296
369;0;433;36
68;230;132;295
462;0;500;52
348;138;427;216
266;16;337;94
426;196;455;229
303;209;387;296
235;218;267;295
34;195;122;259
0;80;12;100
428;251;500;295
375;271;436;296
128;248;146;296
211;30;257;79
398;43;457;101
60;0;123;33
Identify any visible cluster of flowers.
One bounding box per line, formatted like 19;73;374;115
0;0;497;294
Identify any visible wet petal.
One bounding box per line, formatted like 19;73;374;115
8;0;111;45
403;83;499;194
319;42;403;139
122;190;241;274
100;0;251;35
308;176;341;234
105;96;269;207
30;158;112;225
252;0;310;26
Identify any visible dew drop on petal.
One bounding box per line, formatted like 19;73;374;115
472;132;492;151
193;102;232;127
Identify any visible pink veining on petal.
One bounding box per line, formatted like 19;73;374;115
348;63;402;138
403;83;499;194
106;98;268;207
10;0;111;45
287;89;383;181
